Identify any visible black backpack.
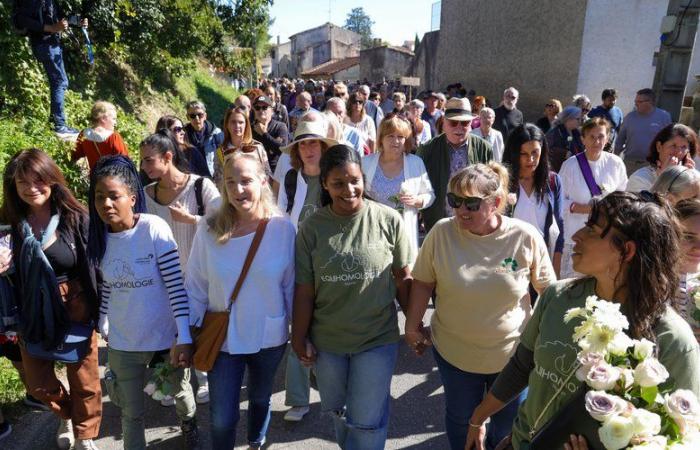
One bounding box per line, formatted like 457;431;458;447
283;169;297;214
194;177;206;216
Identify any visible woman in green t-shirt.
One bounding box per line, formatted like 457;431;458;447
292;144;412;450
465;191;700;450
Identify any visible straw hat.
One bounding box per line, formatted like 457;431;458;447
281;120;338;154
444;97;475;121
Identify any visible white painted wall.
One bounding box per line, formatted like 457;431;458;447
576;0;669;115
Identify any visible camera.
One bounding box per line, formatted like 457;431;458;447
67;14;81;27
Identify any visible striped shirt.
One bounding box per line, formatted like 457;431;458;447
98;214;191;351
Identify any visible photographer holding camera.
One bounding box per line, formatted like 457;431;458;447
12;0;88;138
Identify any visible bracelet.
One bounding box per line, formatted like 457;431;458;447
468;421;484;429
569;202;576;214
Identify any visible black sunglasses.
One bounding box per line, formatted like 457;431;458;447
172;126;184;133
188;112;204;119
351;99;364;105
253;105;269;111
446;193;485;211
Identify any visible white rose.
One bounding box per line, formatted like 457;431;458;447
628;435;667;450
591;301;629;332
620;368;635;390
634;358;669;388
629;408;661;437
599;415;635;450
632;338;655;361
143;382;157;396
608;332;633;356
664;390;700;435
506;193;517;206
585;390;627;422
586;361;622;391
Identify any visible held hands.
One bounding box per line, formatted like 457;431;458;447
404;324;432;355
292;336;317;367
564;435;589;450
170;343;193;369
253;121;268;135
0;247;11;274
464;421;486;450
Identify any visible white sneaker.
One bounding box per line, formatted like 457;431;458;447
74;438;100;450
283;406;310;422
56;419;74;450
195;384;210;404
160;395;176;407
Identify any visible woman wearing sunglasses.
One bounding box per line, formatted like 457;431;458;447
626;123;697;193
404;162;556;450
344;92;376;153
155;115;210;178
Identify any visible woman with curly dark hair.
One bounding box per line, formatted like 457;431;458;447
465;191;700;450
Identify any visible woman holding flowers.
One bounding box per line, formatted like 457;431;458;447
465;191;700;450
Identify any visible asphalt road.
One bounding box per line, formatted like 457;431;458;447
2;310;448;449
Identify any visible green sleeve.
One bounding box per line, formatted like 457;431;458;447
657;312;700;397
391;212;411;270
519;282;556;352
294;223;315;285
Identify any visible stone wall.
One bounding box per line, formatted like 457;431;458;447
436;0;588;119
360;46;415;84
409;30;440;92
289;24;360;76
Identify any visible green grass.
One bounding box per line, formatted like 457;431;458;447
175;62;239;124
0;358;26;418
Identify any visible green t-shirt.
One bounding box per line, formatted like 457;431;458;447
511;278;700;449
295;200;411;353
299;174;321;224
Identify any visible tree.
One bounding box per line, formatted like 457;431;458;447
344;7;374;49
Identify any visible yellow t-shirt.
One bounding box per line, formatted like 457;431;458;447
412;215;555;374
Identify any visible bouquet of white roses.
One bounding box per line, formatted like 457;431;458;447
143;361;176;400
564;296;700;449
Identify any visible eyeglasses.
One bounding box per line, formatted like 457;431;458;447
351;100;364;105
172;126;184;133
188;112;204;119
447;119;471;127
254;105;269;111
446;193;485;211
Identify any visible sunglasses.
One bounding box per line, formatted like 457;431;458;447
351;100;364;105
254;105;269;111
172;126;184;133
545;103;555;108
446;193;485;211
447;120;471;127
188;112;204;119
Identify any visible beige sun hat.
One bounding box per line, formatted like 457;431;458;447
281;120;338;154
444;97;475;121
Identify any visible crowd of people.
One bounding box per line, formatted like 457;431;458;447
1;76;700;450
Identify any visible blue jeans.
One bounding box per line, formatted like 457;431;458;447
208;344;286;450
31;40;69;128
433;348;527;450
284;350;311;406
314;342;398;450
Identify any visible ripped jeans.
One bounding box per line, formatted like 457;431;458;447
314;342;398;450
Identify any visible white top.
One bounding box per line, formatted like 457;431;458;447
472;127;505;162
98;214;191;351
626;165;656;193
417;120;432;145
513;185;548;237
560;151;628;243
272;153;293;184
145;175;220;271
185;216;296;354
345;115;376;144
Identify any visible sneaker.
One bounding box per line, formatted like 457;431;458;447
54;126;79;135
160;395;176;407
195;384;209;404
0;421;11;441
283;405;310;422
74;438;100;450
56;419;74;450
23;394;50;411
180;417;200;450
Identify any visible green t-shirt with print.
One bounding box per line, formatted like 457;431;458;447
295;200;411;354
511;278;700;449
299;174;321;224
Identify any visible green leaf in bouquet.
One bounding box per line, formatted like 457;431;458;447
640;385;659;405
160;380;173;396
693;308;700;323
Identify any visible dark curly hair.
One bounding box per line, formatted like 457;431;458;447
586;191;681;340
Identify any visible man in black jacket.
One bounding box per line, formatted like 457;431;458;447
252;95;289;173
493;86;524;141
13;0;86;137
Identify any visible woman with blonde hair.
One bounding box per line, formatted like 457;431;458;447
362;114;434;261
72;101;129;172
651;164;700;204
186;152;295;449
213;106;271;185
405;162;556;450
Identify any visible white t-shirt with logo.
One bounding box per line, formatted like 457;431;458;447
99;214;191;352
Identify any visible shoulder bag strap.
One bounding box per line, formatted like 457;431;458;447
194;177;205;216
226;219;269;312
575;152;602;197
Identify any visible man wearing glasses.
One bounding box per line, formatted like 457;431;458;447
251;95;289;173
614;88;672;175
493;86;524;139
417;97;493;232
184;100;224;178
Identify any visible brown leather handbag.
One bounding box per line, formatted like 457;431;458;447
192;219;268;372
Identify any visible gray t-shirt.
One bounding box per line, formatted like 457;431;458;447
614;107;672;160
